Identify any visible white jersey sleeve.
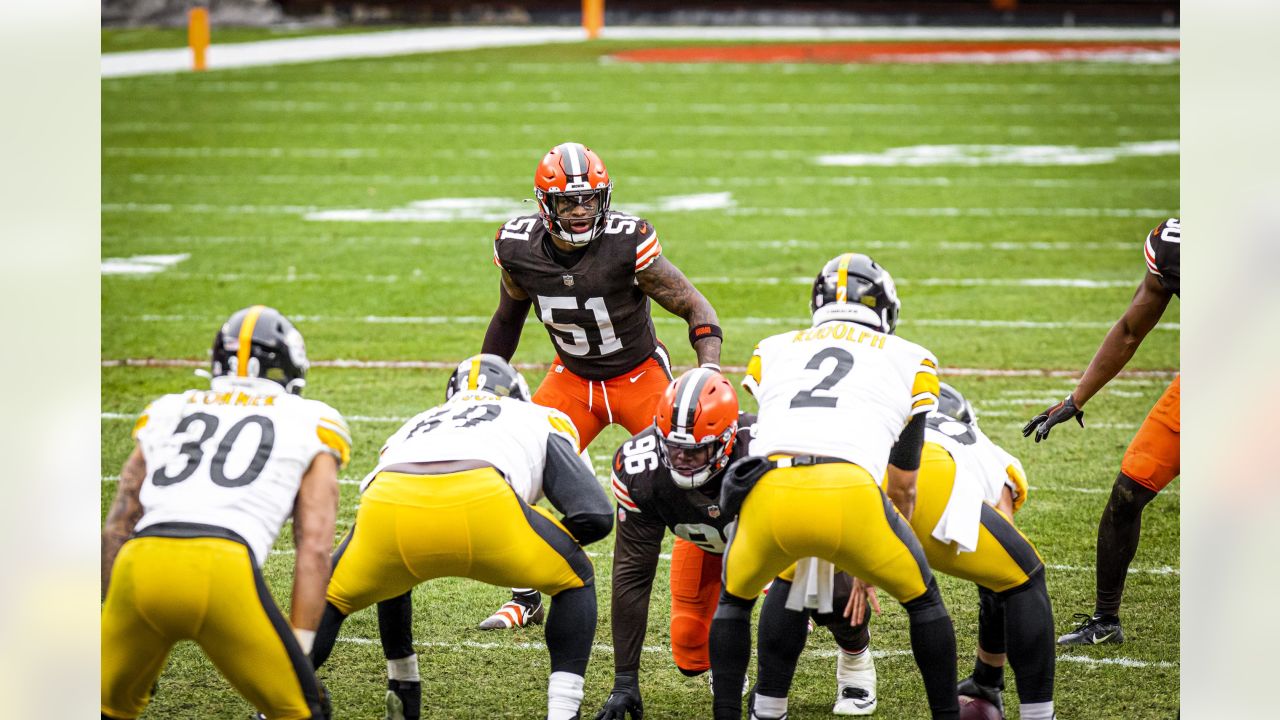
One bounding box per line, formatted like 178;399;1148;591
746;321;941;481
361;395;577;505
132;379;350;566
924;417;1028;552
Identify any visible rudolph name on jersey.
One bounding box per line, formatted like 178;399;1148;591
745;322;939;478
131;376;352;565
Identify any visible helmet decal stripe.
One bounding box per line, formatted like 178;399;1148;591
561;142;587;177
836;253;854;303
235;305;266;377
467;357;481;390
675;368;713;431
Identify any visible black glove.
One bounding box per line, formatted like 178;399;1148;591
594;671;644;720
1022;394;1084;442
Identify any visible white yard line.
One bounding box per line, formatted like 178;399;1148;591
102;26;1178;78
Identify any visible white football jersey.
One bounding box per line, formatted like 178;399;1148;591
360;392;582;505
132;376;351;566
925;416;1026;506
743;320;940;481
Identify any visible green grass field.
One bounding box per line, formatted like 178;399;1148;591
102;37;1179;719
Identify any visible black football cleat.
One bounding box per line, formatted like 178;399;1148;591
957;675;1004;716
386;679;421;720
1057;613;1125;646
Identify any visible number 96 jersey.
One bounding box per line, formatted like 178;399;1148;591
132;377;351;567
743;321;940;481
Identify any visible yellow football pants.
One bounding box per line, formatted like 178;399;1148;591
723;461;932;603
101;533;322;720
327;467;593;616
911;443;1044;593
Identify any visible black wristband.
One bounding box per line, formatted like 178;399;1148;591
689;323;723;345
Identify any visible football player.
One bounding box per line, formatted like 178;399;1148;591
709;254;958;720
594;369;875;720
307;354;613;720
101;306;348;720
477;141;725;629
1023;218;1180;645
877;382;1054;719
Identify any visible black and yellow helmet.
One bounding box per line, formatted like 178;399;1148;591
937;381;977;426
810;253;901;333
210;305;309;394
445;354;531;402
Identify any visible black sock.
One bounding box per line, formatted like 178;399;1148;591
1095;473;1156;617
377;590;415;660
973;658;1004;689
756;579;811;698
513;588;541;607
310;601;348;669
709;591;756;720
976;585;1006;656
1002;573;1056;705
903;581;959;720
545;585;595;676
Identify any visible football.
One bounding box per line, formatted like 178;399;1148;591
958;694;1003;720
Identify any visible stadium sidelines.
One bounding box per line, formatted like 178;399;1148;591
101;26;1180;78
330;636;1176;669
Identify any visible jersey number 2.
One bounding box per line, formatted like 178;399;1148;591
790;347;855;409
152;413;275;488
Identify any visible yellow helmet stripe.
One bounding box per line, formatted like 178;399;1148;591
236;305;266;377
835;253;854;303
467;357;481;390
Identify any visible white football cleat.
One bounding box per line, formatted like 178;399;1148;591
833;649;877;716
477;598;545;630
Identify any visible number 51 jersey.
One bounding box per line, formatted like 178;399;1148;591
132;376;352;567
744;321;940;481
360;393;584;506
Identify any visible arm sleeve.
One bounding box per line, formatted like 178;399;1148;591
742;344;763;397
634;219;662;273
542;434;613;545
481;283;532;361
909;354;940;417
611;508;665;673
887;413;926;472
313;403;352;469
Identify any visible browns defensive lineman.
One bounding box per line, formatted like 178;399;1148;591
1024;217;1180;646
479;142;724;629
596;369;873;720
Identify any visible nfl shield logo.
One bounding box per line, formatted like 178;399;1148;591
563;275;575;287
707;505;721;518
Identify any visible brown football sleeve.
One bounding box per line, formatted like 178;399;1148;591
611;507;667;673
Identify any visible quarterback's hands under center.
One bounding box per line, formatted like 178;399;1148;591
1022;394;1085;443
594;671;643;720
843;578;881;627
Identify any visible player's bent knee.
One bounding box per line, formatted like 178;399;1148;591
997;567;1046;600
901;579;949;624
563;511;613;546
671;615;711;654
713;590;754;622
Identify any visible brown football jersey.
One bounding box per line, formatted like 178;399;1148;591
493;211;663;380
1144;217;1180;297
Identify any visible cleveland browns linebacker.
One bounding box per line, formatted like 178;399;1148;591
475;141;724;630
595;370;874;720
102;306;347;720
1024;218;1180;646
710;254;958;720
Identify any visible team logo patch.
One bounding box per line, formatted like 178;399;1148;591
618;507;627;522
707;505;721;518
563;275;575;287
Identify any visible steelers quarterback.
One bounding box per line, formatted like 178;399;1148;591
595;370;874;720
307;354;613;720
101;306;349;720
1023;218;1180;646
709;254;959;720
475;141;725;630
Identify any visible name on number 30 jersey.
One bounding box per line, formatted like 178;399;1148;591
131;377;352;566
360;393;584;506
744;321;940;481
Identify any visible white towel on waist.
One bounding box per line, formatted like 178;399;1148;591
785;557;835;613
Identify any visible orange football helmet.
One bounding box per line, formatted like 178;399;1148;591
534;142;612;247
654;368;740;489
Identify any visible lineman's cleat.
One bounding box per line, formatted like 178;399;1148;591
957;675;1004;717
477;597;545;630
833;649;877;716
385;679;421;720
1057;613;1125;646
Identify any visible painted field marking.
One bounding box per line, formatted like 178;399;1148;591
101;253;189;275
304;193;733;223
817;140;1178;168
690;276;1138;289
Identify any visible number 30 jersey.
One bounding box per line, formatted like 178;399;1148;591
360;392;584;506
493;211;663;380
744;321;940;481
132;376;352;566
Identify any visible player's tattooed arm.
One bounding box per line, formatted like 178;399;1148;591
102;446;147;598
482;270;533;361
637;256;722;366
